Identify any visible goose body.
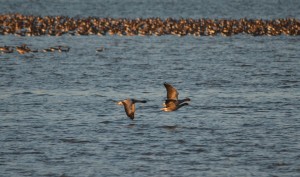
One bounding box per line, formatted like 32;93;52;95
117;98;147;120
16;44;30;54
161;82;190;112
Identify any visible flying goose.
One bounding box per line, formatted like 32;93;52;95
161;82;190;112
117;98;147;120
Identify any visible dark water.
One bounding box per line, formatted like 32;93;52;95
1;1;300;177
1;0;300;19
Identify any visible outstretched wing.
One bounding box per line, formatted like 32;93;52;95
164;82;179;100
122;99;135;119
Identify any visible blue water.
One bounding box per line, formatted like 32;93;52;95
1;1;300;177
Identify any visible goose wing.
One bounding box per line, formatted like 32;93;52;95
122;99;135;119
164;82;179;100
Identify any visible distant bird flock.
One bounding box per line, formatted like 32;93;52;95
1;14;299;55
0;14;299;37
0;44;70;54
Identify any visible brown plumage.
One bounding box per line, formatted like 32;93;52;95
16;44;31;54
117;98;147;120
161;82;190;112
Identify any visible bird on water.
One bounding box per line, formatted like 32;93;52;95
117;98;147;120
161;82;191;112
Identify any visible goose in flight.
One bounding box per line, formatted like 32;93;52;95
117;98;147;120
161;82;190;112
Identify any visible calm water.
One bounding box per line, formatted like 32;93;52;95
1;1;300;177
1;0;300;19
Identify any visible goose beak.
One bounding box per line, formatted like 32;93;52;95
117;101;123;105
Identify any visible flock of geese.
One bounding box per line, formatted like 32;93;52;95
0;44;107;55
0;44;70;54
0;14;299;37
0;44;107;54
118;83;191;120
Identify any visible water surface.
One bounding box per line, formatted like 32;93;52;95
1;1;300;177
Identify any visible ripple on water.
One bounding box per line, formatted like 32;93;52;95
1;12;300;177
